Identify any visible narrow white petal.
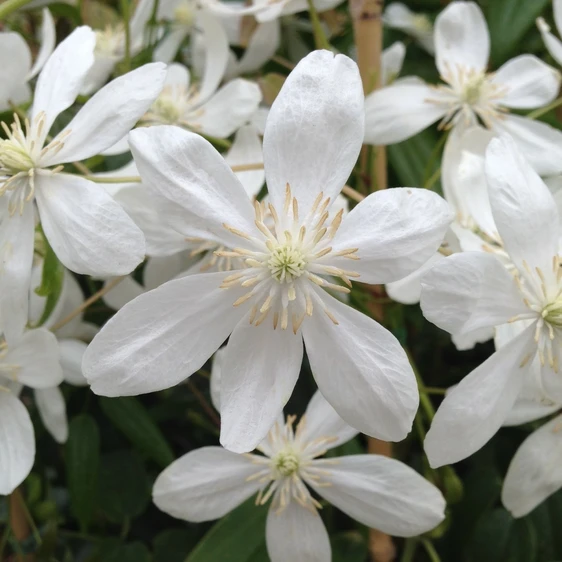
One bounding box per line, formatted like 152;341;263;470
153;29;188;63
538;16;562;67
302;290;419;442
82;271;247;396
27;8;56;79
434;1;489;77
503;396;559;427
80;55;119;96
485;135;560;274
236;21;280;75
425;325;536;468
263;50;364;217
502;414;562;517
381;41;406;86
0;392;35;495
220;317;303;454
364;80;447;145
32;26;95;140
45;63;167;165
420;252;527;335
298;391;358;450
58;339;88;386
210;347;225;412
0;32;31;110
129;126;260;247
35;174;146;276
153;446;261;521
34;386;68;443
491;55;560;109
451;327;494;351
330;188;452;284
310;455;445;536
266;502;330;562
103;276;145;311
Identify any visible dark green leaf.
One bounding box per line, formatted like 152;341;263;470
186;497;267;562
104;542;151;562
153;529;200;562
98;450;151;523
66;415;100;532
99;397;174;468
331;531;368;562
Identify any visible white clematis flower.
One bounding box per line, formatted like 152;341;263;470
0;26;166;345
537;0;562;67
383;3;434;54
0;327;63;494
152;390;446;562
0;8;56;111
365;1;562;177
83;50;452;453
420;135;562;468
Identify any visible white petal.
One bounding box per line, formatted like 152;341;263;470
263;50;364;217
491;55;560;109
451;326;494;351
79;55;118;96
302;290;418;442
485;135;559;274
537;16;562;67
424;325;536;468
386;253;444;305
220;316;303;453
129;126;260;247
129;0;154;49
153;446;261;521
309;455;445;536
0;391;35;495
502;414;562;517
383;3;416;28
434;1;489;77
225;124;265;199
164;62;190;88
0;203;34;346
236;21;280;75
153;29;188;63
503;396;559;427
34;386;68;443
193;79;262;138
381;41;406;86
144;254;197;288
210;347;225;411
364;80;447;145
58;338;88;386
28;9;56;79
329;188;452;284
420;252;527;335
82;271;247;396
32;26;95;140
5;328;63;389
492;114;562;177
266;502;330;562
298;391;358;450
35;174;146;276
45;63;167;165
197;11;230;101
0;32;31;110
555;0;562;37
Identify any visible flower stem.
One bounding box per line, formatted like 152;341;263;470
186;379;220;427
420;539;442;562
306;0;331;50
400;538;418;562
528;96;562;120
0;0;34;19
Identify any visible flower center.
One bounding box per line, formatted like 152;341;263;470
94;24;124;57
462;73;486;106
542;299;562;328
144;85;200;127
173;1;195;27
272;450;300;477
412;14;432;33
267;242;307;282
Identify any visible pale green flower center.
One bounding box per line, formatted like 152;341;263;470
95;24;124;57
174;1;195;27
542;300;562;327
272;450;300;477
0;138;34;174
268;243;307;283
412;14;432;33
462;73;486;106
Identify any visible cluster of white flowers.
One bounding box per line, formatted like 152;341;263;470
3;0;562;557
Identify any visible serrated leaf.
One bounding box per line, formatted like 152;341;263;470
487;0;551;66
98;450;151;523
186;497;267;562
99;397;174;468
66;415;100;531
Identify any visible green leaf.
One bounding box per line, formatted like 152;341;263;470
186;497;267;562
153;529;200;562
98;450;151;523
331;531;368;562
34;232;65;327
65;415;100;532
103;542;151;562
99;397;175;468
486;0;551;66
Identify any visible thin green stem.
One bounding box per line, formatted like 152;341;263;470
528;96;562;120
400;538;418;562
306;0;331;50
407;350;436;423
120;0;132;71
0;0;34;19
424;166;441;190
421;386;447;396
420;539;442;562
422;132;448;187
78;175;142;184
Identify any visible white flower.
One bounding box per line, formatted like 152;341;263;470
537;0;562;67
420;135;562;468
383;3;434;54
83;50;452;454
0;26;166;345
0;8;55;110
0;327;62;494
152;390;446;562
365;1;562;177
